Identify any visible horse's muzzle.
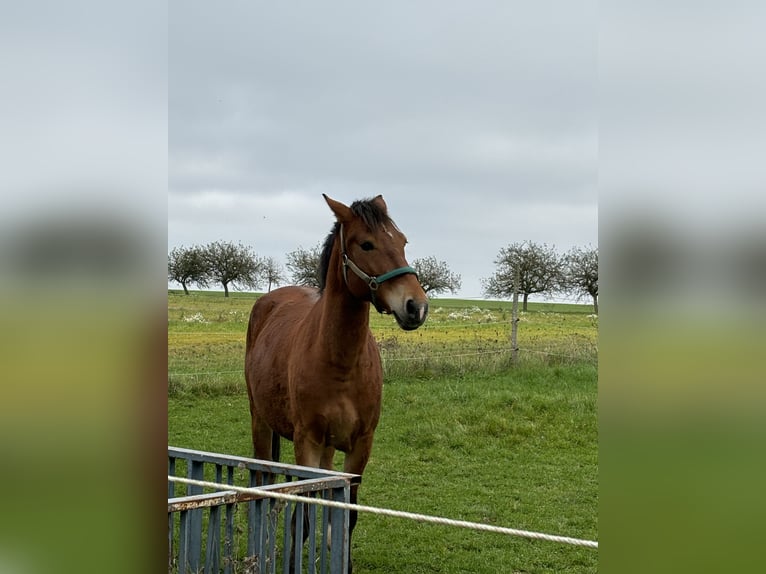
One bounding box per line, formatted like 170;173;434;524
394;299;429;331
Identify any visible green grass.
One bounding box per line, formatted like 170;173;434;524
168;368;597;573
167;290;598;572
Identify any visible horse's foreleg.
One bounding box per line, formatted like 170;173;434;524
320;446;336;471
343;433;373;524
341;433;375;574
293;430;324;468
288;432;324;573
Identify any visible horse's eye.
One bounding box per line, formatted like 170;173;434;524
360;241;374;251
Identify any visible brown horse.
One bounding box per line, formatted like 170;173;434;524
244;194;428;570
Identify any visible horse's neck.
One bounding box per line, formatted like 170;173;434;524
317;287;371;366
316;252;372;366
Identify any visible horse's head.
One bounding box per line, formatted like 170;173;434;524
323;194;429;331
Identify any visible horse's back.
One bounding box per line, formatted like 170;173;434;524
246;286;319;350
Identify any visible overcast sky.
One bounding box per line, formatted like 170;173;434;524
169;1;597;299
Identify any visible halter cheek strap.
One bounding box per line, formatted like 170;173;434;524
339;224;418;309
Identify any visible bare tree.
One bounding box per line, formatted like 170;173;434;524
412;256;462;296
262;256;287;292
203;241;263;297
168;245;209;294
482;241;564;311
285;243;322;288
562;245;598;313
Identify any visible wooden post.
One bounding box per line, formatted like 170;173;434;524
511;266;520;365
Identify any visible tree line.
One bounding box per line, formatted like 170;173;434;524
168;241;463;298
481;241;598;313
169;240;597;312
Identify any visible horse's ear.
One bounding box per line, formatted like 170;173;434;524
372;194;388;212
323;194;352;222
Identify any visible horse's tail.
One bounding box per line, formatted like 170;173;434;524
271;431;281;462
245;300;260;351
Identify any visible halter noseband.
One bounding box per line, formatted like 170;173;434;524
339;224;418;309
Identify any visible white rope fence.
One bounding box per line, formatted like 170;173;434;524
168;345;597;378
382;349;508;362
168;370;242;378
168;476;598;549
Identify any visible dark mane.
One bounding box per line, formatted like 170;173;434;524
318;198;392;292
317;224;339;292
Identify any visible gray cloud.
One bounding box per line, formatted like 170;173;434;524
169;1;597;297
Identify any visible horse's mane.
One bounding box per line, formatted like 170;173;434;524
318;198;393;292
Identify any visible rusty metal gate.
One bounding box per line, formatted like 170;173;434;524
168;446;360;574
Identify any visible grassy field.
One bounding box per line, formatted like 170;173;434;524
168;290;597;395
168;290;598;573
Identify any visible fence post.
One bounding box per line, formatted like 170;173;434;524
511;266;520;364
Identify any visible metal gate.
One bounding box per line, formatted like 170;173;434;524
168;446;360;573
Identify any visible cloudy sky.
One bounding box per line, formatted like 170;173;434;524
169;1;597;299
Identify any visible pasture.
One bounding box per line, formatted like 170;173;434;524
168;291;598;573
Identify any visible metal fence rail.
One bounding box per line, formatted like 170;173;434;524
168;446;360;574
